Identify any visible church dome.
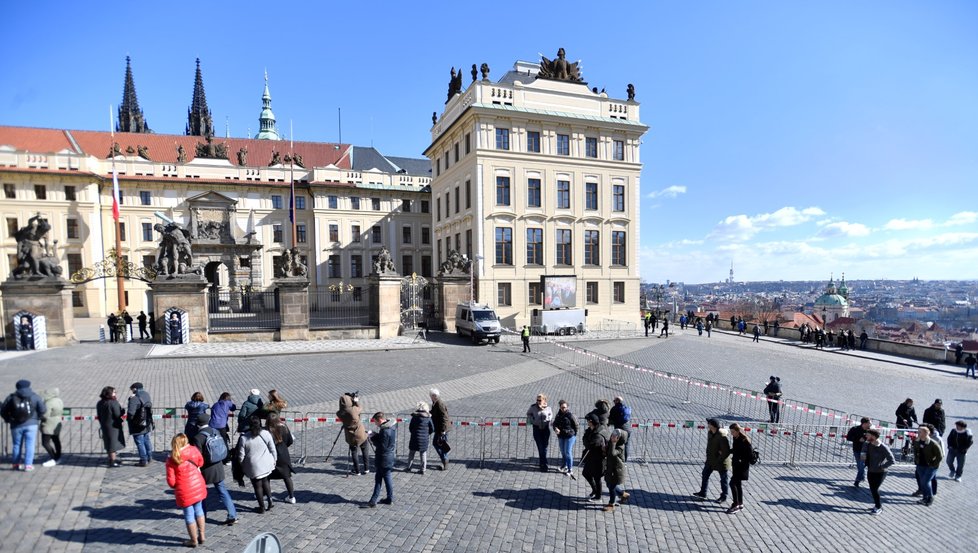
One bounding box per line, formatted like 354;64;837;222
814;293;847;307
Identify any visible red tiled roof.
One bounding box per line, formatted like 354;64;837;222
0;125;76;153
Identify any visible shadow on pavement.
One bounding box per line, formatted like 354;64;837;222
45;527;184;547
760;497;867;513
74;498;173;522
472;488;584;511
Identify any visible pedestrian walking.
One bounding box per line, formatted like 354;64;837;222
236;416;277;514
643;312;651;337
122;310;134;340
237;389;264;431
752;324;760;343
861;428;894;514
137;310;148;340
603;429;629;512
552;400;578;475
954;343;964;365
913;425;943;506
609;396;632;462
859;330;868;350
39;388;64;467
166;433;208;547
527;394;553;472
846;417;872;487
521;325;531;352
894;398;918;459
763;376;782;423
260;390;287;421
581;413;610;502
338;392;369;476
126;382;154;466
964;353;976;379
430;388;451;470
184;392;210;439
692;418;731;504
650;314;657;333
267;412;296;504
190;413;238;525
923;399;946;437
208;392;236;453
148;312;156;340
773;320;780;337
364;412;396;508
96;386;125;467
405;402;434;474
107;313;118;342
946;421;972;482
2;379;47;472
659;319;669;338
727;423;751;514
705;320;712;338
847;330;856;351
696;320;704;336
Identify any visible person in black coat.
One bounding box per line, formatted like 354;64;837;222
365;412;396;508
922;399;946;436
763;376;782;423
96;386;125;467
581;413;611;501
895;398;918;458
266;412;296;503
405;402;434;474
191;413;238;524
727;423;751;514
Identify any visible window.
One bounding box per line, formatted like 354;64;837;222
465;229;472;259
6;218;18;237
329;224;339;242
526;228;543;265
528;282;542;305
465;133;471;154
614;281;625;303
64;186;76;201
402;199;411;212
351;255;363;278
239;256;251;268
586;282;599;304
352;224;361;243
613;185;625;212
421;200;430;213
527;131;541;153
421;227;430;245
403;226;412;244
372;225;382;244
72;291;84;308
436;159;440;176
495;227;513;265
454;233;461;252
585;183;598;210
556;229;572;265
353;287;363;301
67;218;80;239
495;128;510;150
371;198;381;211
436;241;442;265
421;255;432;277
454;142;459;163
273;224;283;243
436;198;441;221
586;137;598;158
402;255;413;275
556;181;570;209
497;283;512;306
328;255;341;278
67;253;83;275
295;196;306;210
139;191;151;205
465;180;471;208
142;255;155;269
3;184;14;199
272;195;283;209
444;151;449;170
613;140;625;161
350;197;360;210
454;186;460;213
296;224;307;243
527;178;541;208
496;176;511;206
556;134;570;156
445;190;451;215
328;195;338;209
584;230;600;266
35;184;47;200
612;231;626;266
119;222;126;241
141;222;152;242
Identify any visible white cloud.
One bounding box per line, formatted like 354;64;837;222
708;206;825;242
646;185;687;199
883;218;934;231
816;221;871;238
946;211;978;227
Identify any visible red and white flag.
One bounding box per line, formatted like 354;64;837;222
111;167;120;221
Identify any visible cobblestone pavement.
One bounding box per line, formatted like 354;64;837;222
1;330;976;552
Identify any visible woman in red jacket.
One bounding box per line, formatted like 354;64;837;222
166;433;208;548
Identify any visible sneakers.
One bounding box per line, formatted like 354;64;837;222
602;504;615;512
917;498;933;506
23;465;34;472
691;491;707;500
620;492;630;504
911;490;923;497
224;518;238;526
870;507;882;515
42;459;57;468
587;496;601;503
725;505;741;514
361;502;377;509
949;471;956;479
954;476;962;482
286;496;296;504
379;498;392;505
853;481;861;488
12;464;19;471
715;495;727;504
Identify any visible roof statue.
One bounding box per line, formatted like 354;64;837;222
237;147;248;166
137;145;151;160
480;63;490;81
269;150;281;166
446;66;463;103
432;111;437;125
194;135;228;160
471;64;478;82
176;144;187;163
10;213;63;280
254;71;282;140
186;58;215;138
117;56;151;134
108;142;122;158
627;83;635;101
125;145;135;154
537;48;584;83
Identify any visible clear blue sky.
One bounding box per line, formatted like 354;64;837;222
3;1;976;283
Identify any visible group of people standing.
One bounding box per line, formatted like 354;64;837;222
1;380;63;470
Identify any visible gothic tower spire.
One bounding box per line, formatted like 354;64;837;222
117;56;150;133
254;70;281;140
186;58;214;137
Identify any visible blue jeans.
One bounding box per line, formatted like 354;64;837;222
369;468;394;504
133;432;153;462
916;466;937;501
558;435;576;472
854;452;866;484
433;433;449;463
947;448;966;478
182;501;204;524
11;424;38;467
967;364;976;378
532;426;550;469
699;464;729;497
608;483;625;504
210;480;237;519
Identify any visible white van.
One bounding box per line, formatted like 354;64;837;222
455;302;501;344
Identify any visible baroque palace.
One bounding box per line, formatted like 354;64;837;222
0;51;645;329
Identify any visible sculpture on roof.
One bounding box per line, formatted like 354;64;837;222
372;248;397;276
431;111;437;125
480;63;490;81
537;48;583;83
125;145;136;155
108;142;122;158
237;147;248;166
437;249;471;277
293;153;304;168
137;145;151;160
176;144;187;163
195;136;228;160
446;67;463;103
471;64;478;82
627;83;635;101
10;214;62;280
270;150;281;166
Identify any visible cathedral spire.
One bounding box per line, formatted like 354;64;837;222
186;58;214;137
117;56;150;133
254;70;281;140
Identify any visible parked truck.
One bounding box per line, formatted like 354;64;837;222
531;308;587;336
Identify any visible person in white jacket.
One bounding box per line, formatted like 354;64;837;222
527;394;553;472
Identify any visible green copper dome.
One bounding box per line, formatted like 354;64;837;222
254;72;281;141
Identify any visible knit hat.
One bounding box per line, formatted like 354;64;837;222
250;389;261;396
130;382;143;391
15;379;30;390
196;413;210;426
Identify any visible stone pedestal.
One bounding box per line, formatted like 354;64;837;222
149;277;209;343
1;278;76;348
370;274;402;338
274;277;309;341
436;276;471;333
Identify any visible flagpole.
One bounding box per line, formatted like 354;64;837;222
110;105;126;315
290;120;296;248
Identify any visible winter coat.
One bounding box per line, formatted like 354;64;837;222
846;425;869;456
166;445;208;508
706;428;732;471
371;419;397;471
730;436;752;481
552;409;579;438
763;380;782;399
861;441;895;474
923;406;946;435
408;411;434;452
526;403;553;430
40;389;64;435
337;394;367;447
895;403;918;428
431;398;450;434
184;400;209;436
209;399;236;430
126;389;152;436
269;423;295;480
914;439;943;469
3;386;46;429
237;394;264;428
191;426;226;485
236;429;277;480
605;430;628;486
609;403;631;430
947;428;973;453
96;398;126;453
587;400;610;427
581;424;611;478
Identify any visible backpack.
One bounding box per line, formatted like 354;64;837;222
201;427;228;464
2;394;32;424
128;397;153;431
750;446;760;465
